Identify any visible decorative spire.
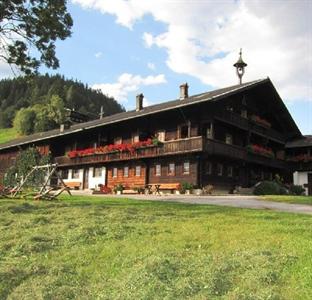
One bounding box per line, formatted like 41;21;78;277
233;48;247;85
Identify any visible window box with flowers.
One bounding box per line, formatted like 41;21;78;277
250;115;271;128
67;138;161;159
287;154;312;162
247;144;275;158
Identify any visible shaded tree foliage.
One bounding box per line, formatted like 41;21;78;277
0;0;73;74
4;147;50;188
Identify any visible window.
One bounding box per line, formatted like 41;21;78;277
61;169;69;179
157;131;165;142
183;161;190;174
93;167;102;177
206;123;213;139
124;166;129;177
72;169;80;179
112;167;118;178
132;132;139;143
205;162;212;175
227;166;233;178
168;163;175;176
217;164;223;176
241;109;247;118
180;125;189;139
114;137;122;145
225;134;233;145
155;164;161;176
135;166;141;177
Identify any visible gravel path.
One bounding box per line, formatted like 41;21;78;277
71;192;312;215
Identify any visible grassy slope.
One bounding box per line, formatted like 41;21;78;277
0;127;18;144
262;195;312;205
1;196;312;299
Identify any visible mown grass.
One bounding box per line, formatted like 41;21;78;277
1;195;312;299
0;127;18;144
262;195;312;205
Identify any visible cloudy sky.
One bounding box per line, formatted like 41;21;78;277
1;0;312;134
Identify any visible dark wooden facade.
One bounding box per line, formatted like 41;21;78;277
0;78;310;192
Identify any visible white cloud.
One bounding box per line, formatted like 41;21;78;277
147;62;155;70
73;0;312;102
92;73;166;102
95;51;103;58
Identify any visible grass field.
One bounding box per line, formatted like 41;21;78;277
1;196;312;299
263;195;312;205
0;127;18;144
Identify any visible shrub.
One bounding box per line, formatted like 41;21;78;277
289;185;305;196
179;182;193;194
113;184;124;193
254;181;281;195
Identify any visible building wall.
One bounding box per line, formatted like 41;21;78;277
88;167;106;189
107;162;146;188
293;171;310;195
149;157;198;185
62;169;84;189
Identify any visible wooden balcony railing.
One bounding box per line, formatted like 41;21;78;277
215;111;285;143
55;136;204;166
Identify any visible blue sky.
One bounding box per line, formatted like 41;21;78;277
1;1;311;134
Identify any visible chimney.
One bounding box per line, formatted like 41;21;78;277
180;83;189;100
136;93;144;111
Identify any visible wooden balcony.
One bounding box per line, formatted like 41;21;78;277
215;111;285;143
55;136;204;166
204;139;288;169
289;161;312;172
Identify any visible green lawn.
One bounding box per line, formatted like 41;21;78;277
1;196;312;299
0;127;18;144
262;195;312;205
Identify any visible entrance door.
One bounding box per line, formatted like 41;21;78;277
308;173;312;196
83;168;89;189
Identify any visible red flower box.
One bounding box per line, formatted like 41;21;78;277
247;144;274;158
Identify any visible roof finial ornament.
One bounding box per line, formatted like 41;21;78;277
233;48;247;85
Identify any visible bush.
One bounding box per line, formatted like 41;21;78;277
254;181;281;195
289;185;305;195
179;182;193;194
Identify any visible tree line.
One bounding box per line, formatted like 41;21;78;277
0;74;124;135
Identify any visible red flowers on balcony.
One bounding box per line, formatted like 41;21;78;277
250;115;271;128
67;138;156;158
287;154;312;162
247;144;274;158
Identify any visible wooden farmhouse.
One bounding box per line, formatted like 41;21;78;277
0;77;311;195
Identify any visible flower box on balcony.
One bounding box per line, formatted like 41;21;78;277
67;138;160;159
247;144;275;158
250;115;271;128
287;154;312;162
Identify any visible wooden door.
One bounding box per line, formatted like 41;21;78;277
83;168;89;189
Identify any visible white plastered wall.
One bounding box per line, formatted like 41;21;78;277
62;169;84;189
293;171;308;195
88;167;106;190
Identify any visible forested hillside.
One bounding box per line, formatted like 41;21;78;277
0;74;124;134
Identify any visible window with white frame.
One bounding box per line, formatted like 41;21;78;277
72;169;80;179
225;134;233;145
157;131;165;142
132;132;139;143
135;165;141;177
155;164;161;176
124;166;129;177
168;163;175;176
217;163;223;176
112;167;118;178
183;161;190;174
93;167;102;177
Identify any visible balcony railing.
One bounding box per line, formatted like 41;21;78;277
214;111;285;143
55;136;204;166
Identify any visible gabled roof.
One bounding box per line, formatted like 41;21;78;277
0;78;301;151
286;135;312;148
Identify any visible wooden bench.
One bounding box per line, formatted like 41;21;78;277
150;183;179;195
65;182;81;190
